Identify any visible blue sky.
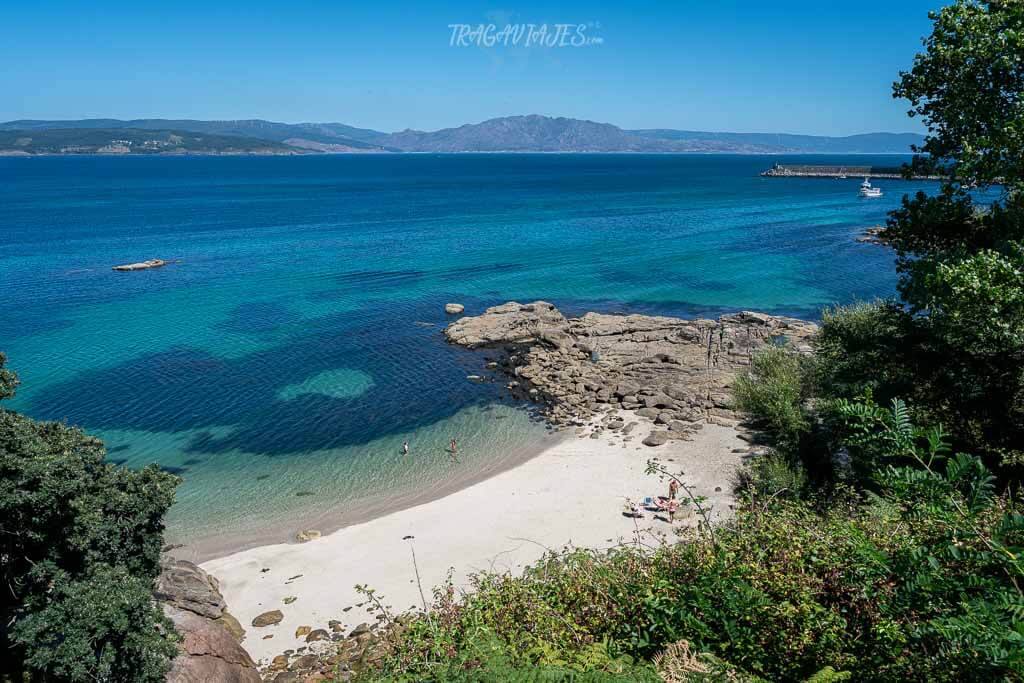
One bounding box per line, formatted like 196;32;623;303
1;0;941;135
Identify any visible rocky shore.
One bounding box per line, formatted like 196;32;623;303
445;301;817;442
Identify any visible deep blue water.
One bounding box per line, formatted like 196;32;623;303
0;154;928;553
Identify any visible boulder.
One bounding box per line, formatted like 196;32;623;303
305;629;330;642
164;605;260;683
295;625;312;638
157;559;259;681
643;431;670;447
348;623;372;638
444;303;465;315
252;610;284;627
444;301;568;348
155;559;225;620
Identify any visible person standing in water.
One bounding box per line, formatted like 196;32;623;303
402;441;409;456
449;438;459;462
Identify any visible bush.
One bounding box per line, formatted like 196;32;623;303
732;345;815;456
814;301;917;405
733;451;809;501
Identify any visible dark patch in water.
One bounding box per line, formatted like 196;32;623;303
107;444;131;453
0;314;75;344
218;301;296;335
160;465;188;475
437;262;524;281
26;297;510;457
603;268;735;293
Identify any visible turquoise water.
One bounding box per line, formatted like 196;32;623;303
0;154;928;557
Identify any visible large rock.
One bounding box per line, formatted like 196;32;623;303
643;431;670;447
164;605;260;683
444;303;465;314
156;559;226;620
444;301;568;348
157;559;259;683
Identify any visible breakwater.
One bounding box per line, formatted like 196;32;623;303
761;163;942;180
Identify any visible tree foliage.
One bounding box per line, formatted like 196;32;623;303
894;0;1024;191
0;355;180;682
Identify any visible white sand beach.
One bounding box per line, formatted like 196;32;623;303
202;413;749;664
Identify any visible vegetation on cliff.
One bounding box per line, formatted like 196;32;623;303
0;353;181;682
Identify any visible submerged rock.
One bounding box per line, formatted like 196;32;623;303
444;303;465;314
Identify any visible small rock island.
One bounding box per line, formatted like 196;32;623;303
112;259;169;271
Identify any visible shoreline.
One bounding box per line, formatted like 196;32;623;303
201;410;750;665
170;412;566;564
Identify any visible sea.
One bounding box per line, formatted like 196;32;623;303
0;153;932;559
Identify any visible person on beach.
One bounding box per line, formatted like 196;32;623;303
402;441;409;456
668;479;679;500
667;498;679;523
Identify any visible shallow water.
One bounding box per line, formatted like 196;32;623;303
0;154;926;557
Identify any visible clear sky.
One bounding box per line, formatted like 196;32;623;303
1;0;942;135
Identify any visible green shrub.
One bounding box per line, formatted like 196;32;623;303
733;451;809;501
732;346;815;456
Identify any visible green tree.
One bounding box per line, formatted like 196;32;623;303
0;354;181;682
834;0;1024;470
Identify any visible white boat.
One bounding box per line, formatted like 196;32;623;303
858;177;882;198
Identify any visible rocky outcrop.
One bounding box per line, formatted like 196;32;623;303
444;301;817;429
856;225;890;245
112;258;169;271
444;303;465;314
158;559;260;683
156;559;226;619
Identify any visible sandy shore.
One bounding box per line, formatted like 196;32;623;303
202;412;748;664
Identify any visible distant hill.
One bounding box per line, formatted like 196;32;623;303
0;128;303;155
0;119;392;152
629;129;925;154
0;116;925;155
378;115;663;152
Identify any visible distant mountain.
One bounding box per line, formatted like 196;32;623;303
0;128;303;155
0;116;925;155
378;115;663;152
375;116;923;153
629;129;925;154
